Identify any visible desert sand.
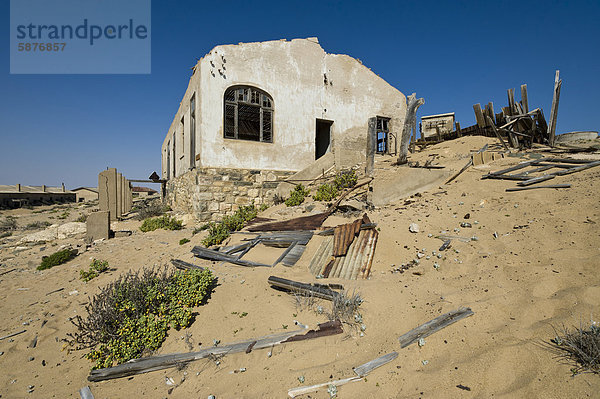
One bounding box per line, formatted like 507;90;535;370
1;136;599;398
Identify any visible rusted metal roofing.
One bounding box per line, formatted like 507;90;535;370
308;214;378;280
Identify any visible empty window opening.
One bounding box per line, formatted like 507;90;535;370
190;94;196;168
315;119;333;160
224;86;273;143
376;117;390;154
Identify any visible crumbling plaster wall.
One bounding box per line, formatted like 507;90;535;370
161;37;406;177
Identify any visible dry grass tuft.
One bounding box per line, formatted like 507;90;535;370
549;321;600;375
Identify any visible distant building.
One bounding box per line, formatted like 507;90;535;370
132;186;158;197
0;184;75;208
71;187;99;202
420;112;455;139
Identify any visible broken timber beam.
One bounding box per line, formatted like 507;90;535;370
445;144;488;184
268;276;340;301
170;259;206;271
191;246;271;267
487;116;510;151
548;70;562;146
88;321;343;382
506;184;571;192
398;307;474;348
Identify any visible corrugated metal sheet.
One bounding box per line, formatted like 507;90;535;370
307;215;378;280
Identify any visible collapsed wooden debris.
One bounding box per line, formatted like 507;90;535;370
483;157;600;188
192;230;313;267
88;321;343;382
398;307;474;348
268;276;341;301
445;144;489;184
170;258;206;271
79;386;94;399
287;352;398;398
308;214;378;279
505;184;571;192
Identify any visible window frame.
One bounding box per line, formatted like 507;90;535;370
223;85;273;143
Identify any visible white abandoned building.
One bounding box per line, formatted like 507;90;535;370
161;37;407;221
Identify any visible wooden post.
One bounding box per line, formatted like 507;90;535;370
507;88;516;115
366;117;376;176
473;104;486;128
455;121;462;137
487;102;496;125
520;84;529;113
548;70;562;146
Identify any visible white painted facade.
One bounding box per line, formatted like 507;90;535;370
161;37;406;179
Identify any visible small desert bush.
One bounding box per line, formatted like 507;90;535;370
135;201;169;221
313;183;338;202
334;169;358;189
80;259;109;282
75;214;87;223
57;211;70;220
201;205;257;247
139;216;183;232
38;248;77;270
549;321;600;375
179;238;190;245
70;267;214;369
285;184;310;207
25;221;51;230
0;216;17;232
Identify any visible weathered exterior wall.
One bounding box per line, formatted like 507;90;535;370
73;188;98;202
421;113;455;138
166;167;294;222
161;37;407;178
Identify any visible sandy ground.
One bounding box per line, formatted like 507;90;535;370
1;136;599;398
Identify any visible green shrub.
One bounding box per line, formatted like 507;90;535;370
259;203;269;211
201;205;258;247
75;214;87;223
80;259;109;282
192;224;210;235
70;267;214;369
179;238;190;245
25;221;51;230
334;169;358;190
135;201;169;221
285;184;310;207
313;183;339;202
140;216;183;232
57;211;70;220
0;216;17;232
38;248;77;270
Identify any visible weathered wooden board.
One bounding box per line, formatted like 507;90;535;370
398;307;474;348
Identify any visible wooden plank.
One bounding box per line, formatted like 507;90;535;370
548;70;561;146
445;144;488;184
556;160;600;176
487;102;496;125
516;174;557;186
398;307;474;348
473;104;486;128
486;158;552;176
191;246;271;267
170;259;206;271
0;329;26;341
353;352;398;377
455;121;462;137
520;84;529;113
507;88;516;115
79;386;94;399
89;322;341;382
547;158;596;164
506;184;571;192
268;276;340;301
487;116;510;151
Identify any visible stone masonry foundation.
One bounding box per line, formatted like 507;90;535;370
165;167;294;222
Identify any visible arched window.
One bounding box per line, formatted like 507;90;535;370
224;86;273;143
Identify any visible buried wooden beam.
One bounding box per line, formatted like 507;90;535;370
505;184;571;192
191;246;271;267
445;144;488;184
398;307;474;348
287;352;398;398
170;258;206;271
88;321;343;382
268;276;340;301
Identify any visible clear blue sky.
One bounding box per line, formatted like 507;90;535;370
1;0;599;188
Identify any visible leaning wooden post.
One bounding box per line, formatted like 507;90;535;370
520;84;529;113
397;93;425;165
366;117;377;177
547;70;562;146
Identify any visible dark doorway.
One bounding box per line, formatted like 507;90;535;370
315;119;333;160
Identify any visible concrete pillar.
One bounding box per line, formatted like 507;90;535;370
99;168;118;221
126;180;132;212
42;185;46;192
116;173;123;219
16;183;21;192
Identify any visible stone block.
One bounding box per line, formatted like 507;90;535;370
219;203;232;211
86;211;110;242
208;202;219;211
248;188;260;198
235;197;250;205
197;192;213;201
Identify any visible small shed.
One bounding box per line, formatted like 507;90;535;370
420;112;455;139
72;187;99;202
